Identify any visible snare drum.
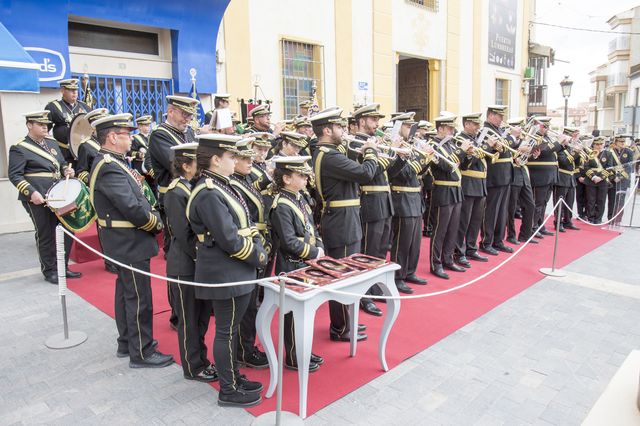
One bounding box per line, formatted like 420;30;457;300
46;178;96;232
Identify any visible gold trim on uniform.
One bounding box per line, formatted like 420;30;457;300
390;186;422;192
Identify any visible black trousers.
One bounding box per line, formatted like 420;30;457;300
456;195;485;255
575;181;587;218
390;216;422;280
586;184;608;223
115;260;155;362
159;205;178;328
532;184;553;230
507;184;535;240
423;189;435;233
22;201;72;277
430;202;462;270
481;185;510;248
211;292;252;393
326;243;359;336
237;285;260;361
553;186;575;225
362;217;391;296
169;275;212;377
607;184;627;224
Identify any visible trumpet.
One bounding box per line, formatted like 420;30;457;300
343;135;407;159
453;136;499;163
477;127;520;156
410;138;459;170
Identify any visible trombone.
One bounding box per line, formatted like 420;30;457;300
452;136;499;163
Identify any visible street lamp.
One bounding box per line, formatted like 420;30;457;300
560;75;573;127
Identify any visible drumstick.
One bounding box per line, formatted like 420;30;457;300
63;173;70;195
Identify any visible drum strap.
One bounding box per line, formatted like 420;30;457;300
18;140;60;170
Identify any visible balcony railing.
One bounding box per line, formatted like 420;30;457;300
609;36;630;54
528;84;547;106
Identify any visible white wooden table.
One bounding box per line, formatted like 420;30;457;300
256;263;401;418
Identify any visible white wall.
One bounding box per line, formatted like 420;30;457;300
352;0;374;107
247;0;337;121
457;2;474;114
391;0;447;60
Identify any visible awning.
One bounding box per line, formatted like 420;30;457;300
0;22;39;93
529;42;555;65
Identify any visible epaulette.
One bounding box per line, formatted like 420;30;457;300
103;154;112;163
205;178;214;189
319;146;330;153
167;178;180;191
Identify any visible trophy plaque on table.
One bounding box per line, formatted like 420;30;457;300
286;268;335;292
344;253;388;270
305;257;359;278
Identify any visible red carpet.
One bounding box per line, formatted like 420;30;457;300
67;222;619;417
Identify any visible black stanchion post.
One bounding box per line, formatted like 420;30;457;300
45;226;88;349
540;202;567;277
253;277;303;425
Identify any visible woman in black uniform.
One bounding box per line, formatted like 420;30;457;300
164;142;217;382
187;134;268;407
269;156;325;371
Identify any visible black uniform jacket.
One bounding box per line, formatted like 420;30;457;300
312;142;379;248
556;147;581;188
459;131;487;197
607;147;634;190
249;161;272;193
9;136;65;202
130;133;149;176
164;177;197;276
388;150;429;217
76;137;100;185
44;99;89;161
188;172;268;300
430;137;470;207
527;135;563;187
582;151;611;188
149;123;196;195
354;132;401;222
90;149;162;263
481;122;513;187
270;189;324;273
231;173;271;254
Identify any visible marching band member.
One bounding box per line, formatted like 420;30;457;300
164;142;217;382
429;115;471;280
76;108;110;185
311;107;377;342
89;113;171;368
606;134;634;225
204;93;234;134
267;131;307;159
553;127;582;232
297;99;312;118
479;105;513;255
582;137;611;224
45;79;89;164
130;115;153;180
269;156;325;371
188;133;267;407
230;138;269;370
246;104;284;137
388;112;430;292
8;111;81;284
454;112;487;267
247;132;276;193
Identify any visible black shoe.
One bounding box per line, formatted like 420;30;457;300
66;270;82;279
506;237;520;245
105;262;118;274
492;243;514;253
358;324;366;333
518;237;538;244
443;263;466;272
218;389;262;407
540;229;554;236
117;339;158;358
44;275;58;285
556;225;566;233
237;349;269;369
466;251;488;262
564;222;580;231
405;274;428;285
185;365;219;382
285;360;319;372
534;232;544;239
360;299;382;316
236;374;263;393
479;246;499;256
311;353;324;365
431;267;449;280
454;256;471;268
330;331;368;342
129;351;174;368
395;280;414;294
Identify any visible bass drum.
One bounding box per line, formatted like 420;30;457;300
69;113;93;159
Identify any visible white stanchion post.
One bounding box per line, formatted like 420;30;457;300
626;176;638;227
253;277;303;426
45;225;88;349
540;202;567;277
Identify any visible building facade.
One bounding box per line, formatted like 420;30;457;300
0;0;534;233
